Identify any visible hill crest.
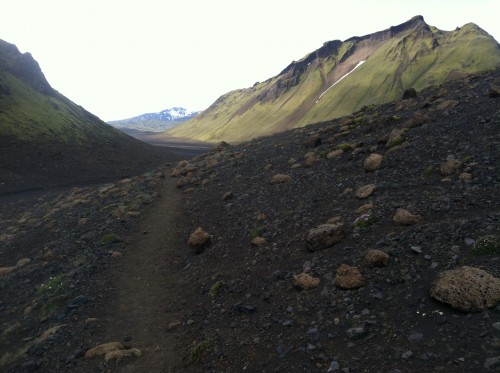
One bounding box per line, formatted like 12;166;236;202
164;16;500;143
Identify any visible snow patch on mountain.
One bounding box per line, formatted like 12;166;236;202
316;60;366;104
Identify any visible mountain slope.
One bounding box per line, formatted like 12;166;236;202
164;16;500;143
108;107;199;134
0;39;177;193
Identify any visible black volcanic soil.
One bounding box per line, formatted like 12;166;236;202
1;69;500;373
0;136;202;195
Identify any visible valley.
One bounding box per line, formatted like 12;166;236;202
1;14;500;373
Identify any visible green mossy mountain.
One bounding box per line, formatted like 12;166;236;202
0;39;131;144
165;16;500;143
0;39;177;193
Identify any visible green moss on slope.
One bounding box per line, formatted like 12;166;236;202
164;18;500;143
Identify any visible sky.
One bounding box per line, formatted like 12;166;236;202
2;0;499;121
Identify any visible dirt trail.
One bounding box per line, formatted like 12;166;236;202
96;176;192;372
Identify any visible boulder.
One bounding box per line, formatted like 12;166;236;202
430;266;500;312
306;223;344;252
335;264;365;289
363;153;383;172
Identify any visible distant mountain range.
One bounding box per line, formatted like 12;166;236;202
108;107;199;135
163;15;500;143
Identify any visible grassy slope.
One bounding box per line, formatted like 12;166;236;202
0;71;129;144
165;21;500;143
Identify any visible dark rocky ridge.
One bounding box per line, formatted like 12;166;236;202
0;40;54;96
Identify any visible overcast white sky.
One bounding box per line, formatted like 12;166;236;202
2;0;499;121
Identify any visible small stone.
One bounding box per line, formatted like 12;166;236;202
408;332;424;343
16;258;31;267
85;342;124;358
304;152;320;167
271;174;292;185
0;266;16;276
335;264;365;289
411;246;422;254
402;350;413;359
459;172;472;182
326;216;342;224
355;184;376;199
293;273;321;290
484;356;500;369
111;251;122;258
251;236;266;246
440;159;462;176
306;223;344;252
356;204;374;214
402;88;417;99
327;149;344;159
363;153;383;172
327;360;340;372
188;227;211;254
393;208;420;225
364;249;390;267
305;134;322;148
78;218;89;226
437;99;459;110
222;191;234;200
104;348;142;362
346;324;367;339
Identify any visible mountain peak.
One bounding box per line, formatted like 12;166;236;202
0;39;54;95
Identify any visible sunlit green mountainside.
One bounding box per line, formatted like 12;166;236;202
0;39;132;144
164;16;500;143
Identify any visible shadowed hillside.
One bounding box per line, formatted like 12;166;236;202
0;39;179;193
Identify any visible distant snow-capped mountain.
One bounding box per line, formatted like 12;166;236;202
108;107;199;134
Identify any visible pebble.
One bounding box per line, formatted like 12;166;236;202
327;361;340;372
410;246;422;254
408;332;424;343
402;350;413;359
346;325;367;339
464;238;475;246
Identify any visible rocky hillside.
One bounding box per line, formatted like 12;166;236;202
0;68;499;372
0;39;176;193
164;16;500;143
